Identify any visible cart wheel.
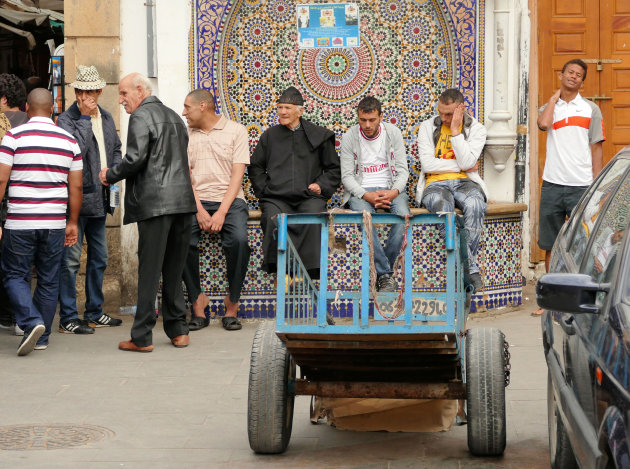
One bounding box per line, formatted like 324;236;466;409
547;371;577;468
247;322;296;454
466;327;506;456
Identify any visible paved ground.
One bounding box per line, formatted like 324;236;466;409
0;283;550;468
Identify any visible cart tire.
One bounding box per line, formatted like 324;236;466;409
466;327;506;456
548;371;577;469
247;322;295;454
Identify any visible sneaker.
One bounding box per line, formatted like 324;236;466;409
470;273;483;293
34;344;48;351
14;324;24;336
59;319;95;334
89;313;122;328
17;324;45;356
376;274;398;292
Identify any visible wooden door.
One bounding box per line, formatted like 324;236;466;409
534;0;630;263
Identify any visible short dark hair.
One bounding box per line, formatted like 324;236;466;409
187;88;216;111
0;73;26;108
562;59;588;81
357;95;381;114
439;88;464;105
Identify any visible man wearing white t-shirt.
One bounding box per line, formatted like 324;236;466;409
537;59;605;272
340;96;410;291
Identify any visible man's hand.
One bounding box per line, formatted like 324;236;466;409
0;226;2;240
550;89;561;105
308;183;321;195
98;168;109;186
77;93;98;116
464;162;479;173
196;207;213;232
363;190;398;209
450;103;465;136
65;222;78;247
208;211;226;233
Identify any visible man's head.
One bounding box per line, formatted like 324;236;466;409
559;59;588;92
24;76;43;95
357;96;383;138
0;73;26;112
119;73;152;114
69;65;106;106
25;88;54;118
277;86;304;129
182;88;216;129
437;88;465;127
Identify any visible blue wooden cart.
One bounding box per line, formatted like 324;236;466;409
247;212;508;456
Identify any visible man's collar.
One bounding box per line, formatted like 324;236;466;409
190;114;227;133
29;116;54;124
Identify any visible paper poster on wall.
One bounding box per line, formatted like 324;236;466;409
297;3;359;49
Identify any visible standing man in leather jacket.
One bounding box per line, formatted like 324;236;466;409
57;65;123;335
99;73;196;352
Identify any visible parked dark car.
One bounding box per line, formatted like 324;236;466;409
537;147;630;469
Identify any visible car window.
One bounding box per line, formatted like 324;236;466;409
580;176;630;285
568;159;630;265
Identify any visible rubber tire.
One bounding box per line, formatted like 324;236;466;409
547;371;578;469
466;327;507;456
247;322;296;454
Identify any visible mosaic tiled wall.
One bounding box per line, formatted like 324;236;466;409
195;216;523;316
190;1;524;316
194;0;485;209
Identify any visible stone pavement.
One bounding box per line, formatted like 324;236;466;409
0;283;549;468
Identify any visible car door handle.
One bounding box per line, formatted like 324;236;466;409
558;316;576;336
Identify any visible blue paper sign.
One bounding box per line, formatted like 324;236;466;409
297;3;360;49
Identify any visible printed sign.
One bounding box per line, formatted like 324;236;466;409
297;3;360;49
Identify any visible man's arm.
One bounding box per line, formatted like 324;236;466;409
387;125;409;199
451;119;486;170
249;133;269;198
313;135;341;198
57;111;94;158
537;90;560;131
591;142;603;178
208;163;247;233
102;114;151;185
340;129;367;200
190;170;212;232
416;120;461;174
65;170;83;246
0;163;10;240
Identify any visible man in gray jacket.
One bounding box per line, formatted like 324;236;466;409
340;96;410;291
100;73;196;352
57;66;123;334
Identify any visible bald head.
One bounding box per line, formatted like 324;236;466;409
119;72;152;114
26;88;54;117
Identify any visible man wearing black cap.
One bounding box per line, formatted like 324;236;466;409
249;86;340;278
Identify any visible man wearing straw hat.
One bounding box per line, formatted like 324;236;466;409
56;65;123;335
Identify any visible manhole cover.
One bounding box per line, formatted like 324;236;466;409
0;424;114;450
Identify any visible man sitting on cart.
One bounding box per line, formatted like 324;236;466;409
249;86;341;280
415;88;488;293
340;96;410;292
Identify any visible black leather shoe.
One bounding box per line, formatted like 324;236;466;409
189;316;209;331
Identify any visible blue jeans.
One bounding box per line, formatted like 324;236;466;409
348;188;410;276
422;179;486;274
1;228;65;345
58;216;108;322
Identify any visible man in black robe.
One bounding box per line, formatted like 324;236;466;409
249;87;340;279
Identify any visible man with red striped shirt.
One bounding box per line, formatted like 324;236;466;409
0;89;83;355
537;58;605;274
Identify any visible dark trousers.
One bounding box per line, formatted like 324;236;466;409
259;197;326;276
132;214;192;347
0;235;13;326
182;198;251;305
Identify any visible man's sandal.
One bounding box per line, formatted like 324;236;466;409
222;316;242;331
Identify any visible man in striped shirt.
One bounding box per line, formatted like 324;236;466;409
0;89;83;356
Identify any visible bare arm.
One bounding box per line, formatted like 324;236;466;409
591;142;603;178
537;90;561;131
65;170;83;246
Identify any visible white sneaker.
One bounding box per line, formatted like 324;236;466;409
14;324;24;336
17;324;45;356
34;344;48;351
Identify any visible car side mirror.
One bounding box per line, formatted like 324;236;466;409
536;273;609;315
